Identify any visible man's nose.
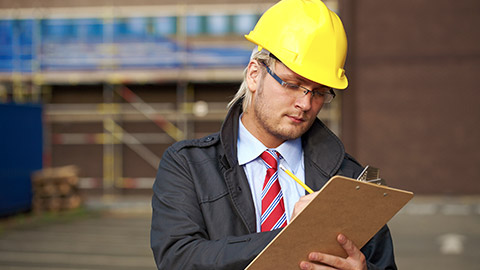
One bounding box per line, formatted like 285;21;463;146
294;92;313;111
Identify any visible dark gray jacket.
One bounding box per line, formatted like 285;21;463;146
151;100;397;269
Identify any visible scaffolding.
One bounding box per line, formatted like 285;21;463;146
0;1;342;194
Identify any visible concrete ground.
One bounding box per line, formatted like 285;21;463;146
0;195;479;270
389;196;480;270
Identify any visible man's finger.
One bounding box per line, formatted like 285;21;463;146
337;234;360;258
337;234;367;269
305;251;347;269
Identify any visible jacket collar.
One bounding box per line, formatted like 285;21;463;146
302;119;346;191
220;100;243;169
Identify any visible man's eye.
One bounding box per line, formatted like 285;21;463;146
313;90;326;97
283;83;300;90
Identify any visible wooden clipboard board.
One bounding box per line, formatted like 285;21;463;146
246;175;414;269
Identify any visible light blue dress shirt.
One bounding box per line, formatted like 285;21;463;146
237;115;307;232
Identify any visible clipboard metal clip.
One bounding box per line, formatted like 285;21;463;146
357;165;387;186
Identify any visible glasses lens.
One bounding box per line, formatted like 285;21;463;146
263;61;335;103
323;93;333;103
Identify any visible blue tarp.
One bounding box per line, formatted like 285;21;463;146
0;103;43;216
0;15;255;73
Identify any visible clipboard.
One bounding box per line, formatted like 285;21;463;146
246;175;414;269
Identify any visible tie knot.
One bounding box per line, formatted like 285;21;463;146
260;150;280;170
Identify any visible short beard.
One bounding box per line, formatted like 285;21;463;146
253;84;311;142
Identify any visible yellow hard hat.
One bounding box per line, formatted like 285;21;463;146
245;0;348;89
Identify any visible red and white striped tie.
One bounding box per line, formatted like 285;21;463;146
260;150;287;232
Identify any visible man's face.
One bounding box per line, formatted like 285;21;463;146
243;60;326;148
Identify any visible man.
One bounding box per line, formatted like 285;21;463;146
151;0;396;269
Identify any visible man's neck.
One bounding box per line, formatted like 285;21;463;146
240;111;285;148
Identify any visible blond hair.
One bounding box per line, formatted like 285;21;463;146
228;49;276;112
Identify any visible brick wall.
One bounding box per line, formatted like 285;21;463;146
340;0;480;194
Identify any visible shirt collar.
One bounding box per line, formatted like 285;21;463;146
237;114;267;166
276;136;302;174
237;114;302;173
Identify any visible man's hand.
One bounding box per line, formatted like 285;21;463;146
299;234;367;270
292;191;318;219
292;194;367;269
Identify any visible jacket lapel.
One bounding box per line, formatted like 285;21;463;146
303;119;346;192
223;165;257;233
220;100;257;233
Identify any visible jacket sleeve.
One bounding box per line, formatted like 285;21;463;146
362;225;398;270
150;147;279;270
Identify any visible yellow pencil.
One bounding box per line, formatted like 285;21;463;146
279;164;314;194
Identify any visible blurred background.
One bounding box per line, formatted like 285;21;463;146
0;0;479;269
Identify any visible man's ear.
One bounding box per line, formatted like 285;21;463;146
246;60;261;93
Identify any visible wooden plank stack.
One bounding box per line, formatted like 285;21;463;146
31;165;82;213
